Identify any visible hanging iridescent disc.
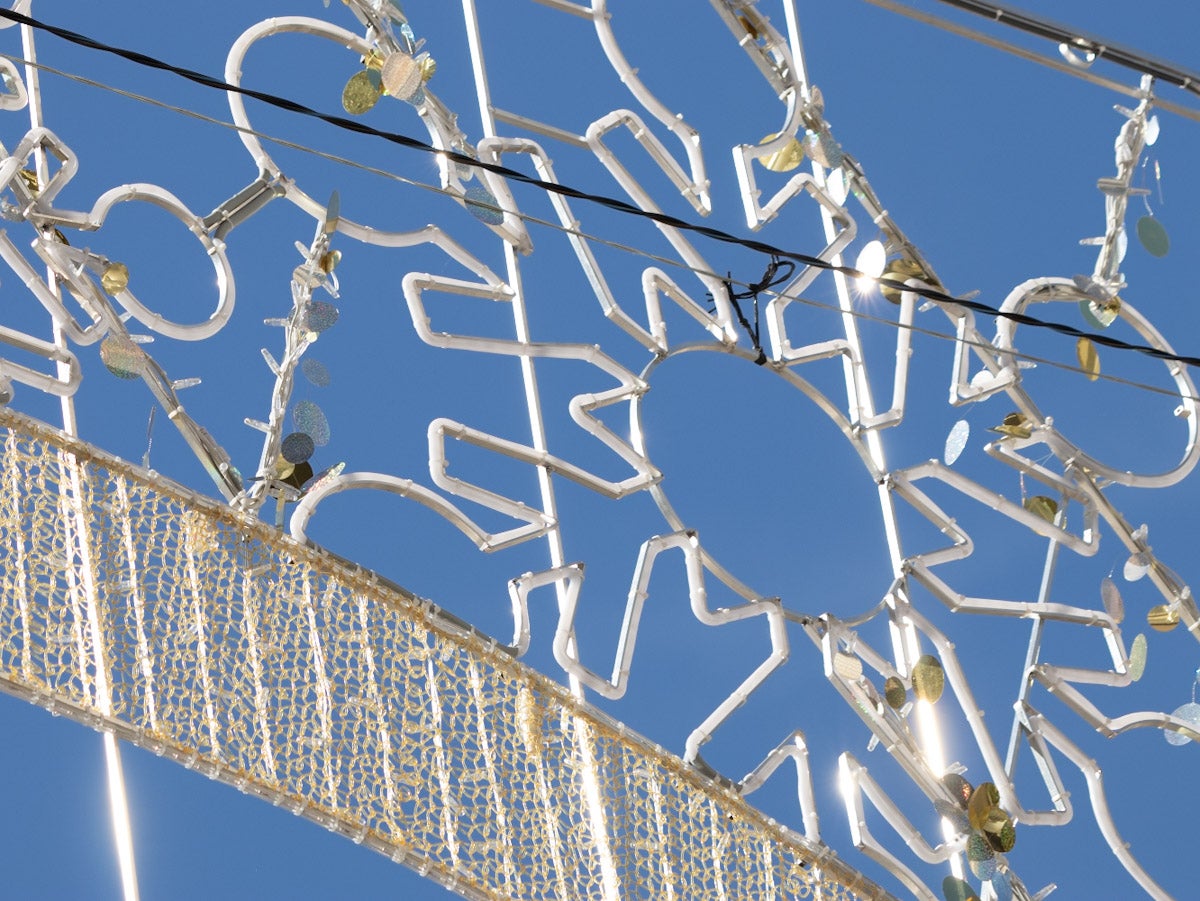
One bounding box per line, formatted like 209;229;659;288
1129;633;1148;681
1023;495;1058;525
300;358;331;387
854;240;886;280
912;655;945;703
942;772;972;808
1147;604;1180;632
101;262;129;295
381;52;422;100
1078;296;1120;330
825;167;849;205
342;69;382;115
989;870;1014;901
1136;215;1169;257
99;335;145;380
941;875;980;901
282;459;313;490
755;132;804;172
319;250;341;274
883;675;907;710
984;814;1016;852
934;800;969;833
307;461;346;495
944;420;969;465
306;301;339;333
280;432;315;464
293;400;330;446
1123;551;1151;582
1164;702;1200;746
967;782;1001;833
1145;114;1160;146
464;183;505;225
966;832;996;879
804;129;843;169
989;412;1032;440
832;650;863;682
1100;576;1123;623
1075;337;1100;381
880;258;933;305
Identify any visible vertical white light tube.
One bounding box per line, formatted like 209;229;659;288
782;0;953;842
20;23;140;901
104;732;141;901
460;6;621;898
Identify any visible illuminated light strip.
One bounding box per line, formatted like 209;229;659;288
104;732;140;901
18;19;142;901
0;410;890;901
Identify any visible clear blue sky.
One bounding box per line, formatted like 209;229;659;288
1;1;1199;898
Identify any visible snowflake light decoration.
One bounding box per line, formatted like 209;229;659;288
1;1;1199;898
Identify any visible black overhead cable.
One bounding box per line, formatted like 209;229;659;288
4;7;1200;373
11;51;1194;402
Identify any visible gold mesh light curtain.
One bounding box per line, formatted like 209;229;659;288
0;411;885;901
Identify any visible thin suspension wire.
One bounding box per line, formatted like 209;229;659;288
928;0;1200;96
863;0;1200;125
1;50;1196;405
5;7;1200;374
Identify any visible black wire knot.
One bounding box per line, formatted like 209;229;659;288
708;255;794;365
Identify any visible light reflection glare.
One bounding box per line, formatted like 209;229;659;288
916;699;946;777
942;815;965;879
838;755;855;802
854;239;886;293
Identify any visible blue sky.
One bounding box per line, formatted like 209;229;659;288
1;1;1200;898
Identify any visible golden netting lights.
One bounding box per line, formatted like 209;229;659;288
0;411;887;901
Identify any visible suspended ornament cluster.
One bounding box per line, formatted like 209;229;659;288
276;277;340;493
96;263;143;379
1134;113;1169;258
238;194;348;523
754;86;845;173
341;11;434;114
1072;83;1171;383
338;16;506;231
96;261;207;402
937;776;1019;901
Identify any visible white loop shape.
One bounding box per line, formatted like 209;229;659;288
36;183;236;342
224;16;529;251
0;128;234;342
994;276;1200;488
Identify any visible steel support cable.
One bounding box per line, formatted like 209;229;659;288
3;7;1200;376
863;0;1200;125
928;0;1200;95
1;51;1198;407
